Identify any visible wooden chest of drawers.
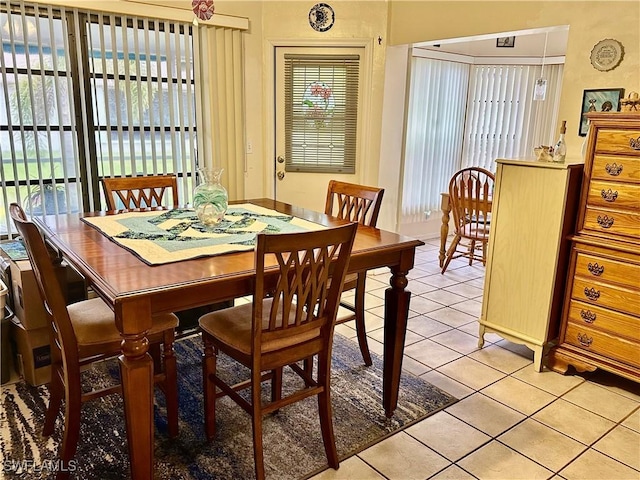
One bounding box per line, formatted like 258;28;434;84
548;113;640;382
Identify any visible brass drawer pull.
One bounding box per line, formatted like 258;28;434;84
600;189;618;202
577;333;593;347
580;309;596;323
605;163;623;176
584;287;600;301
631;137;640;150
597;215;614;228
587;262;604;276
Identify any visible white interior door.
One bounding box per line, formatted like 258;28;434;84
274;46;364;212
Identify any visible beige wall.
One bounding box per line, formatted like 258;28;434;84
216;0;389;201
388;0;639;162
25;1;640;233
383;1;639;234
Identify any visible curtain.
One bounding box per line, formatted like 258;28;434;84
461;63;564;172
86;13;197;208
196;25;245;201
401;57;469;222
401;57;563;224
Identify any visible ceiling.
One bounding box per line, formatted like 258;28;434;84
413;26;569;58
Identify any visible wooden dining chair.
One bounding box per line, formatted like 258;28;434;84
324;180;384;366
441;167;494;274
102;174;178;211
9;203;180;480
102;174;230;335
199;223;357;480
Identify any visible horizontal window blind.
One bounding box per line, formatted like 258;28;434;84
284;54;358;174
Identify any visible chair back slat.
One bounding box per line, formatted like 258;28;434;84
254;223;357;353
102;175;178;211
449;167;494;241
325;180;384;227
9;203;79;366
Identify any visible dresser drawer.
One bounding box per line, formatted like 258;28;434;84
571;277;640;316
595;129;640;156
565;322;640;366
575;251;640;285
567;300;639;340
587;180;640;211
583;207;640;239
592;155;640;182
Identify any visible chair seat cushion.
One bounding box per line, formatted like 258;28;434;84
199;299;320;355
68;298;179;358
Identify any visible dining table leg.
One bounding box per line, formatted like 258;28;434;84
439;193;451;268
117;303;155;480
383;263;412;418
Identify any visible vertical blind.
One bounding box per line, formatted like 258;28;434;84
401;57;563;223
284;54;359;174
0;2;82;221
461;63;564;172
0;1;197;235
401;57;469;221
86;13;197;208
196;26;245;201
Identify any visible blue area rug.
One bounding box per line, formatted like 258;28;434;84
0;333;457;479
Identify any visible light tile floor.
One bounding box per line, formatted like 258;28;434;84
313;238;640;480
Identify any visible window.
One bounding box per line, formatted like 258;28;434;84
284;54;359;174
401;57;469;223
401;55;563;223
0;2;196;236
461;63;564;172
87;14;196;204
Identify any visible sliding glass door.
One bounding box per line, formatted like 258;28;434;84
0;2;197;236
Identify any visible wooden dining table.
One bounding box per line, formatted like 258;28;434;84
439;192;452;268
35;198;424;480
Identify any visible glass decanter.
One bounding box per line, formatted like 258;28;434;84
193;167;228;226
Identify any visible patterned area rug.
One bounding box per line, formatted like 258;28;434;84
0;333;457;479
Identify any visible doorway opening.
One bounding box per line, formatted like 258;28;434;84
398;26;569;238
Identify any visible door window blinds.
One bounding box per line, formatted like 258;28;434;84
284;54;359;174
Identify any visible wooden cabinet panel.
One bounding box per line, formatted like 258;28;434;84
479;160;582;372
574;252;640;287
583;207;640;238
595;129;640;156
571;277;640;316
567;300;638;340
587;180;640;211
592;155;640;182
564;323;640;366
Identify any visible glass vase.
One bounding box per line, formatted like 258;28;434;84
193;168;228;226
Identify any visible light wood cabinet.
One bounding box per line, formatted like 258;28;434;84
479;159;583;371
548;113;640;382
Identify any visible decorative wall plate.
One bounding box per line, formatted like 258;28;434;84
309;3;335;32
590;38;624;72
